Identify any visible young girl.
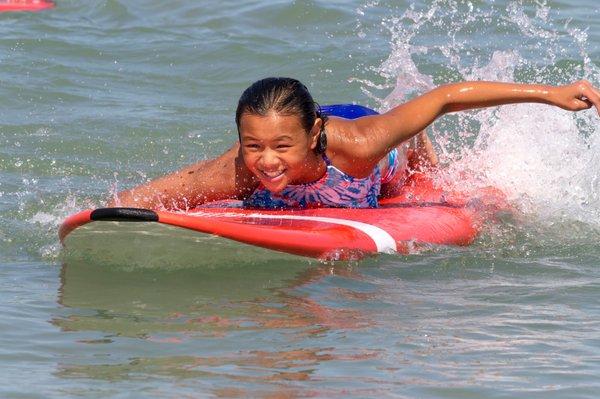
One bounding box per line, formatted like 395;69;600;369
111;77;600;210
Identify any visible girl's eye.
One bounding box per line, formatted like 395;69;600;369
245;143;260;150
277;144;291;149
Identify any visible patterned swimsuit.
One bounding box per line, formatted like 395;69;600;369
243;148;402;209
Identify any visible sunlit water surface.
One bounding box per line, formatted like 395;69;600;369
1;0;599;397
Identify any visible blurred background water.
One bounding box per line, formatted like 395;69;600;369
1;0;599;397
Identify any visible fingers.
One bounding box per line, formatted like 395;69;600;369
577;80;600;116
572;98;593;111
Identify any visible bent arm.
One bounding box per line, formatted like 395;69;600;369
350;80;600;161
109;143;258;210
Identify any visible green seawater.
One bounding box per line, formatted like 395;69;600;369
1;0;600;397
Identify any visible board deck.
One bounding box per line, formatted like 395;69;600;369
59;173;508;261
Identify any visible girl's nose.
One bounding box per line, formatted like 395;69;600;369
260;149;280;169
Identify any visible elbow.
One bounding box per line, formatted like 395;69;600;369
107;191;136;208
436;85;460;114
441;103;461;114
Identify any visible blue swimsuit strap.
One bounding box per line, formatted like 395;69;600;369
320;104;379;119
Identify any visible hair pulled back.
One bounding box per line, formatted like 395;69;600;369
235;77;328;153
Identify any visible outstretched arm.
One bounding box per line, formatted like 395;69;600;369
109;143;258;210
348;80;600;162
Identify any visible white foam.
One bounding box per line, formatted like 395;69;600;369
355;0;600;230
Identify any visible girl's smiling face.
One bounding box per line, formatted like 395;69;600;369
239;112;323;193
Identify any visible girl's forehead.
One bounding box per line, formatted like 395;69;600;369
239;112;306;133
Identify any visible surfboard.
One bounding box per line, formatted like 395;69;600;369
59;104;509;262
59;172;508;261
0;0;54;12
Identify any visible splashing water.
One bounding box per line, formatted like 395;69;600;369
356;0;600;231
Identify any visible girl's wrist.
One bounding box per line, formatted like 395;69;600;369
535;84;556;105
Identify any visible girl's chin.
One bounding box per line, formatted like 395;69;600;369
262;182;286;193
260;176;288;193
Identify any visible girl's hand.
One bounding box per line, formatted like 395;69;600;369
551;80;600;115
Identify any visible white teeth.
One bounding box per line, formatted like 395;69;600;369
262;170;284;178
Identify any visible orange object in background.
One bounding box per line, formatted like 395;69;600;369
0;0;54;12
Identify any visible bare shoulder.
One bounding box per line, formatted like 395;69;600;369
324;116;384;177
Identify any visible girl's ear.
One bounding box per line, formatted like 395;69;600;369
309;118;323;150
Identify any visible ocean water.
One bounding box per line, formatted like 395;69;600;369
1;0;600;397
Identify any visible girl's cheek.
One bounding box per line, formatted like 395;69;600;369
242;153;256;169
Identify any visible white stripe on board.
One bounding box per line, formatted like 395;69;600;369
190;211;397;253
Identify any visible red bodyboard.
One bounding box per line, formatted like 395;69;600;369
59;173;509;260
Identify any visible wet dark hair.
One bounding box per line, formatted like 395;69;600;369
235;77;328;153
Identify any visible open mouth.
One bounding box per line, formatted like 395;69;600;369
259;169;286;182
